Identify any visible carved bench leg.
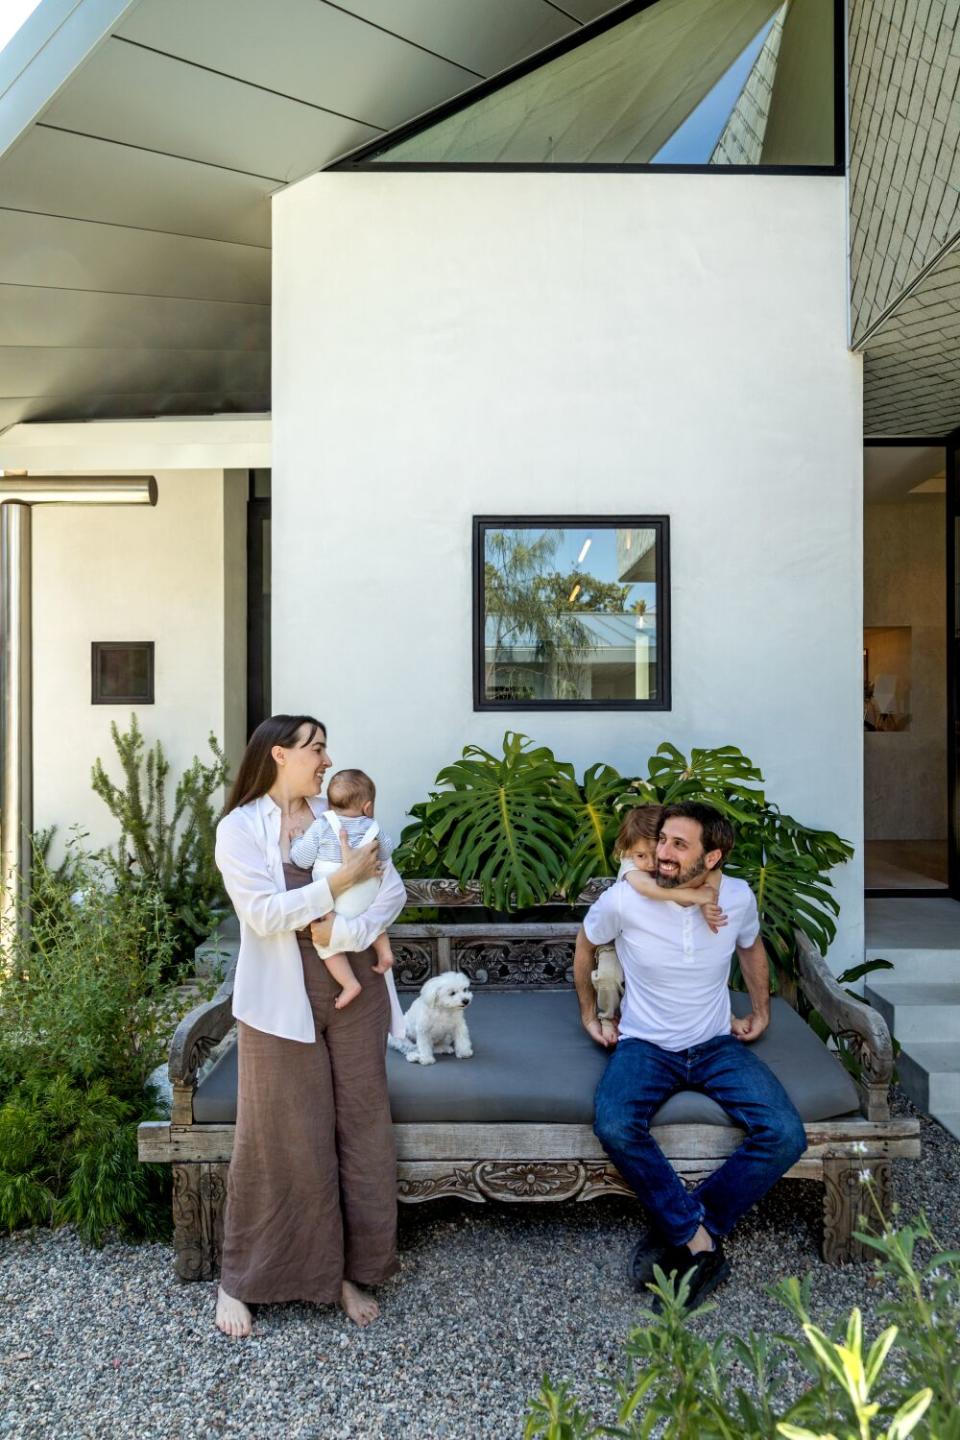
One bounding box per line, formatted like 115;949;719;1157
822;1156;892;1265
172;1162;229;1281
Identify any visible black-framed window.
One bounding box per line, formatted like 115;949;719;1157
91;641;155;705
336;0;843;175
473;517;670;711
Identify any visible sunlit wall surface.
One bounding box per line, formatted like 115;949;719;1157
357;0;837;169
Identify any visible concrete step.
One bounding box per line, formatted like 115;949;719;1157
933;1112;960;1141
865;898;960;981
864;949;960;982
865;981;960;1040
894;1043;960;1113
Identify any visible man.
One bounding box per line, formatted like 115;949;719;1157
575;801;806;1310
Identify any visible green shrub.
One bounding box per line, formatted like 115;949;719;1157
91;714;229;966
0;840;180;1244
525;1205;953;1440
395;733;852;986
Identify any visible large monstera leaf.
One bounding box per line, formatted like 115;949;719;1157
726;815;843;969
646;742;766;823
424;733;573;909
558;762;626;899
393;800;446;878
393;735;854;982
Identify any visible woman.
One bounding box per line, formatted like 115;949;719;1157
213;714;406;1337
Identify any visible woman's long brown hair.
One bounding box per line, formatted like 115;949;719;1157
223;714;325;815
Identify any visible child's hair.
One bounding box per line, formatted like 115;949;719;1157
327;768;376;811
613;804;664;860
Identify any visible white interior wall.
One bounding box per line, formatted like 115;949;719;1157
864;496;947;840
30;465;245;857
272;172;865;966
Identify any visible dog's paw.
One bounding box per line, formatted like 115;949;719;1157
455;1044;473;1059
405;1049;421;1063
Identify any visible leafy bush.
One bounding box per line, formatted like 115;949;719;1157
525;1204;954;1440
0;839;180;1243
395;733;852;984
91;714;229;964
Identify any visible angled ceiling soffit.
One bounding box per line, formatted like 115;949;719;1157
849;0;960;346
862;245;960;437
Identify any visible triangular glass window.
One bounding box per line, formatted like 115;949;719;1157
351;0;836;169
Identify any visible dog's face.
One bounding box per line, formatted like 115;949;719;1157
421;973;473;1010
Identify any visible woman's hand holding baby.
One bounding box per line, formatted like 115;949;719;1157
311;916;334;949
328;834;382;900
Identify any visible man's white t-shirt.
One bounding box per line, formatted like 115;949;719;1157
583;874;760;1052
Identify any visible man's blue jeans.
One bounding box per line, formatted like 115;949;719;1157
593;1034;807;1246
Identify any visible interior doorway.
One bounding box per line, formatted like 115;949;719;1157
246;469;271;737
863;443;949;894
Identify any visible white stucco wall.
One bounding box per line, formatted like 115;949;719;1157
31;467;245;856
272;173;864;965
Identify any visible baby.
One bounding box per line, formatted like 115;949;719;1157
290;768;396;1010
593;804;726;1040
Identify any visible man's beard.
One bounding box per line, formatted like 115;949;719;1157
656;853;707;889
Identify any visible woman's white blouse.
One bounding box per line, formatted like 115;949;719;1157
215;793;407;1042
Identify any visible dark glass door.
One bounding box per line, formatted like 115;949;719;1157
948;434;960;896
246;470;271;736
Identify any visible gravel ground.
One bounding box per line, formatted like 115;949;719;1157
1;1092;957;1440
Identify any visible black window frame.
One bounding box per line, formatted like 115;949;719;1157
91;640;155;705
473;514;671;713
332;0;845;177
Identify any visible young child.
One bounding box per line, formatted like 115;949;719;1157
290;768;396;1010
593;805;727;1040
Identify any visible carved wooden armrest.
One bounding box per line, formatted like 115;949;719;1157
168;966;236;1125
795;931;893;1122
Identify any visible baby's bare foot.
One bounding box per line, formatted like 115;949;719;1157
599;1019;617;1042
371;957;394;974
341;1280;379;1327
334;980;362;1009
215;1286;252;1338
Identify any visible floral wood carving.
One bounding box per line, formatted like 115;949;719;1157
397;1168;486;1203
822;1157;892;1265
172;1162;228;1280
172;1164;205;1282
401;877;615;907
392;940;434;989
475;1162;586;1201
455;940;574;988
577;1163;634;1203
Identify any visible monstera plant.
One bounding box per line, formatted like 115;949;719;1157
394;733;853;986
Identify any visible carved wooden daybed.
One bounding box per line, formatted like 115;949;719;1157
138;880;920;1281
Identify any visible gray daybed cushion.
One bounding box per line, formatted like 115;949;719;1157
193;989;859;1127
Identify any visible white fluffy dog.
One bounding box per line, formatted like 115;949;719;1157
391;972;474;1065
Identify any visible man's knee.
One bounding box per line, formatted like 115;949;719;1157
755;1111;806;1169
593;1100;649;1155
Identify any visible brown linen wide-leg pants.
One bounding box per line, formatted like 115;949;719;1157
219;864;398;1304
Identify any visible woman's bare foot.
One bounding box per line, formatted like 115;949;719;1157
334;980;362;1010
215;1286;252;1338
340;1280;379;1327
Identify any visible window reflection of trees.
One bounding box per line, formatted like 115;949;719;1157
484;529;640;702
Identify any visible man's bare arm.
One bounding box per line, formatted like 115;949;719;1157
732;935;772;1042
574;926;618;1048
